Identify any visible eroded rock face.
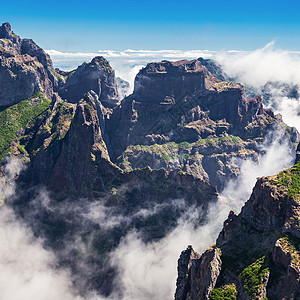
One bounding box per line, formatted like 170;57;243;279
134;60;214;104
176;156;300;300
13;88;219;296
175;246;201;300
1;23;300;298
191;246;222;300
239;177;288;231
58;56;119;107
109;59;298;191
0;23;120;109
175;245;222;300
0;22;58;106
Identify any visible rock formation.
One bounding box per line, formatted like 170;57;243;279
175;155;300;299
108;59;298;190
0;22;120;109
0;22;300;298
0;22;58;106
58;56;119;107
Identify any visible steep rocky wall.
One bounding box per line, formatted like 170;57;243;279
0;23;58;106
175;157;300;299
58;56;119;107
108;59;298;190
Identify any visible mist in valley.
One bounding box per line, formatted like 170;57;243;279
1;44;300;299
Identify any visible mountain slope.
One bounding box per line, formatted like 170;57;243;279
175;155;300;299
109;60;298;190
0;22;299;298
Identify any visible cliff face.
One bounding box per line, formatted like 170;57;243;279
15;93;218;294
1;23;300;298
0;23;119;109
58;56;119;107
133;60;213;104
1;22;298;193
109;60;298;190
5;71;218;296
0;23;58;106
175;159;300;300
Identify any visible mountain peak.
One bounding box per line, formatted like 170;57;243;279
0;22;17;39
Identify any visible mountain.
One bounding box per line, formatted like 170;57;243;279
109;60;298;190
0;22;58;106
57;56;120;108
175;152;300;299
0;22;299;298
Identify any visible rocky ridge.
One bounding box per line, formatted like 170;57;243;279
57;56;120;107
108;59;298;190
175;157;300;299
0;22;58;106
0;22;119;109
0;24;220;296
0;22;299;298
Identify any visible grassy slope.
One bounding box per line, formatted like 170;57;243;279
0;92;51;161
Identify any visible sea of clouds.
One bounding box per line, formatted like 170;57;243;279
1;43;300;299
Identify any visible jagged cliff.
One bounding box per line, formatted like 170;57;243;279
109;60;298;190
175;156;300;299
0;22;58;106
1;22;298;193
57;56;119;107
0;23;221;296
0;22;299;298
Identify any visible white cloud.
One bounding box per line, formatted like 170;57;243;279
0;206;82;300
108;132;295;300
29;43;300;299
0;158;81;300
0;156;25;204
216;41;300;88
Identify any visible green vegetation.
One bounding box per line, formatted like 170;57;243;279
280;234;300;263
0;92;51;161
210;284;237;300
126;135;244;154
270;161;300;199
239;256;269;299
17;144;28;156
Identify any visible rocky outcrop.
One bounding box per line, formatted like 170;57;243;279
0;22;19;41
175;157;300;299
133;60;216;104
1;23;300;299
1;23;297;193
0;23;120;110
0;22;59;106
58;56;119;107
11;83;218;296
175;245;222;300
175;246;201;300
109;59;298;190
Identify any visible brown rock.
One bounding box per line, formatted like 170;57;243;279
59;56;119;107
175;245;222;300
134;60;213;104
0;22;57;106
190;246;222;300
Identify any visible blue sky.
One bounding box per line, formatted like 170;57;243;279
1;0;300;51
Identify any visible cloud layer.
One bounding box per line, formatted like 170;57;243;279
2;44;298;299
